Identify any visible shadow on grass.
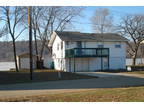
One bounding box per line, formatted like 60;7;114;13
0;70;97;85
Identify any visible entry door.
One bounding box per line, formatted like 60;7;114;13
76;41;82;55
102;57;108;70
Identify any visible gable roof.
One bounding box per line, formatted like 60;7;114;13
48;31;128;46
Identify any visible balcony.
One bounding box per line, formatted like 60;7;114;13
65;48;109;58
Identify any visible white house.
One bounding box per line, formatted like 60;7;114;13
48;31;128;72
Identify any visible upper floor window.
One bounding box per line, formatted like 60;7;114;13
61;41;63;49
66;41;69;46
57;43;59;50
115;44;121;48
98;44;104;48
77;41;82;48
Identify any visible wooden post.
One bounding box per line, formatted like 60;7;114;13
28;6;33;80
101;49;103;71
74;57;75;73
88;58;90;71
108;49;110;70
69;58;71;72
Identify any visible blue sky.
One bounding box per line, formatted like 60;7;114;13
72;6;144;33
1;6;144;41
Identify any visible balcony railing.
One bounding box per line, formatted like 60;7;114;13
65;48;109;58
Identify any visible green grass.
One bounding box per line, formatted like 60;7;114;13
1;86;144;102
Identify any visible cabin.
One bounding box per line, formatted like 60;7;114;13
17;53;39;69
48;31;128;72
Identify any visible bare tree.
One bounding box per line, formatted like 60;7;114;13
119;15;144;65
0;6;26;72
91;8;113;33
20;6;41;59
31;7;43;62
0;26;8;38
32;7;83;60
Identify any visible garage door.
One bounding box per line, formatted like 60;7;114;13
20;58;30;69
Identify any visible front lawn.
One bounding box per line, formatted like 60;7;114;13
121;71;144;74
0;69;97;85
1;86;144;102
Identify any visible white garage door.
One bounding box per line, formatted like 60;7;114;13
20;58;30;69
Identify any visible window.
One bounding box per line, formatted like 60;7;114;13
84;42;86;48
97;49;108;56
97;49;102;55
115;44;121;48
98;44;104;48
102;49;109;55
65;41;69;48
77;41;82;48
57;43;59;50
66;41;69;46
61;41;63;49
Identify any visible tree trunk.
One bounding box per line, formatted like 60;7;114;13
40;40;45;60
12;39;19;72
132;56;136;66
132;50;138;66
34;29;39;60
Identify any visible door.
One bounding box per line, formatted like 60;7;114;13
76;41;82;55
102;57;108;70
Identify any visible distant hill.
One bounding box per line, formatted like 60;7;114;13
0;41;144;61
0;40;49;62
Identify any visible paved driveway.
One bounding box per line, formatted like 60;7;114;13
76;72;144;78
0;73;144;99
76;72;121;77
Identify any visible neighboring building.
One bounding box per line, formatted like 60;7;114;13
17;53;39;69
43;54;53;68
48;31;128;72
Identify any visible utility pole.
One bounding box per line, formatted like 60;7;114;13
28;6;33;80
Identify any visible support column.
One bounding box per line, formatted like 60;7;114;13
74;57;75;73
88;58;90;71
108;56;110;70
108;49;110;70
101;49;103;71
69;58;71;72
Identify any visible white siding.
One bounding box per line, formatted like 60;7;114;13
52;35;66;70
52;35;126;72
52;35;64;59
20;58;36;69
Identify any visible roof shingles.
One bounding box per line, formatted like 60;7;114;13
55;31;128;42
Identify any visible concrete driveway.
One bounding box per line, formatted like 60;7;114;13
76;72;121;77
76;72;144;78
0;73;144;99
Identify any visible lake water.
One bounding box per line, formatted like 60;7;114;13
126;58;144;65
0;58;144;71
0;62;15;71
